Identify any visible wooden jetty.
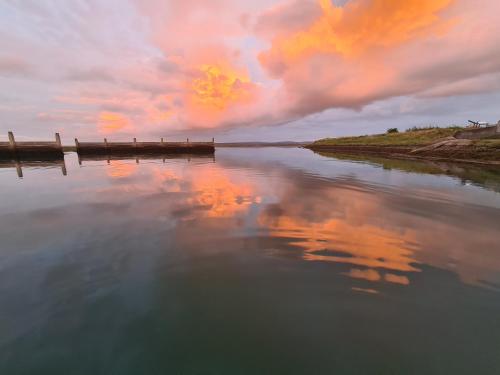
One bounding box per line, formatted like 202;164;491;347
75;138;215;156
0;132;64;159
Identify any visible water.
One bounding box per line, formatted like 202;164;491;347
1;148;500;374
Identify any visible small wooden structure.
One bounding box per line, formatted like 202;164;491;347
0;132;64;159
75;138;215;156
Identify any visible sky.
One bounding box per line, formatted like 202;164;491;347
1;0;500;142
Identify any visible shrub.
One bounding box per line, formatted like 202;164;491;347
387;128;399;134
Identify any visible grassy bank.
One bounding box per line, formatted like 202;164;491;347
310;127;462;147
307;127;500;163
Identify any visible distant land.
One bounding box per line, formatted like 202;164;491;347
216;141;309;147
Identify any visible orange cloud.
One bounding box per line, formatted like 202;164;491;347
256;0;489;117
31;0;500;135
261;0;454;69
183;56;260;127
190;167;259;218
191;64;253;110
384;273;410;286
256;161;500;290
260;214;419;274
287;0;451;59
98;112;133;134
106;161;138;179
346;268;382;282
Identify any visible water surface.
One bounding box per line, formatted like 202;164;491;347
1;148;500;374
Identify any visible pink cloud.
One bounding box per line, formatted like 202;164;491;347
129;0;500;130
6;0;500;138
129;0;278;129
258;0;500;119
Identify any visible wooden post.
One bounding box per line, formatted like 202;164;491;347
15;161;23;178
134;138;137;148
161;137;164;145
212;137;215;144
8;131;16;152
61;160;67;176
187;138;189;144
55;133;62;149
75;138;80;152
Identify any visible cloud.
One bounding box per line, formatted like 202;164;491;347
0;56;33;77
1;0;500;139
254;0;321;39
37;110;95;124
98;112;134;134
65;67;116;83
131;0;279;129
258;0;500;119
260;0;455;75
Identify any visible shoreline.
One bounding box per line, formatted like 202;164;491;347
305;144;500;166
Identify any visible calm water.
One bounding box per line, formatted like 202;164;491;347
1;148;500;374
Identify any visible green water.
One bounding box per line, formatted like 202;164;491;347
1;148;500;374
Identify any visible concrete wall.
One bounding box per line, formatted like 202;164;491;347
455;124;500;140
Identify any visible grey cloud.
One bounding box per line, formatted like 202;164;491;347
0;56;34;77
65;67;116;82
254;0;320;38
157;59;181;74
407;46;500;94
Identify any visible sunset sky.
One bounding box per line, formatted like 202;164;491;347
1;0;500;142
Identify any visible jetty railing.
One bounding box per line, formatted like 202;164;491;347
0;132;64;159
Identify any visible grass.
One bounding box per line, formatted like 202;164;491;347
311;127;463;147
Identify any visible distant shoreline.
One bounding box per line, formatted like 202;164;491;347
215;142;309;148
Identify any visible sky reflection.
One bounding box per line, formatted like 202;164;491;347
1;148;500;374
1;149;499;295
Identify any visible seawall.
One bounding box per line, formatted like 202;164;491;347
455;124;500;140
